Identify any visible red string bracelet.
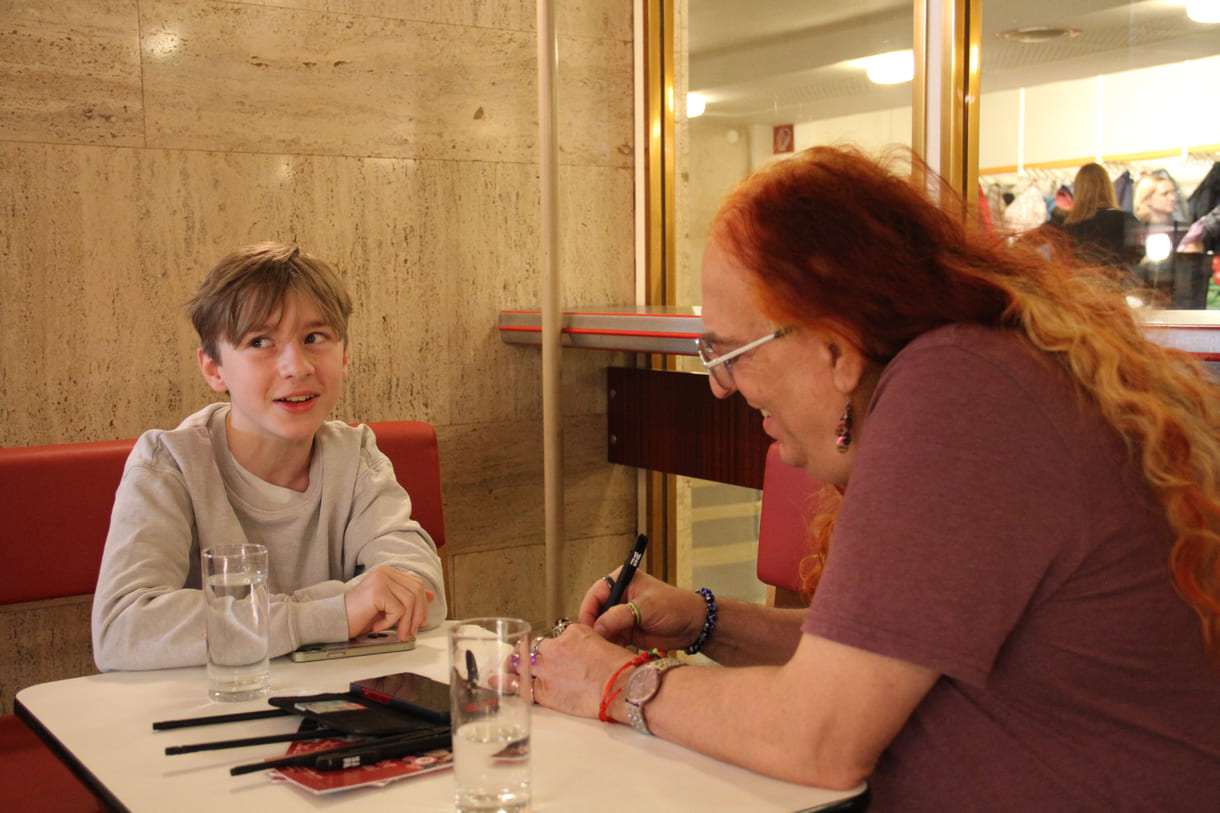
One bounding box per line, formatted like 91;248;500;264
598;649;663;723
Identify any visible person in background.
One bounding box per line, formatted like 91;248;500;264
1054;162;1140;272
529;146;1220;812
1133;173;1203;306
92;242;446;670
1134;173;1179;226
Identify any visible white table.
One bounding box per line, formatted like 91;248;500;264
17;626;866;812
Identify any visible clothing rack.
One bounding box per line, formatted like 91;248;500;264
979;166;1074;187
980;144;1220;178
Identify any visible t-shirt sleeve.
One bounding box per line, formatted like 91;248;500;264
802;337;1087;687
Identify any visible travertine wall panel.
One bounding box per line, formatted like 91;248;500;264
0;1;144;146
0;0;636;705
0;597;94;716
242;1;631;49
439;414;633;557
140;0;534;161
137;0;632;167
450;532;630;621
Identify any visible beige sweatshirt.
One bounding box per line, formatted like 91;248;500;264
91;403;446;671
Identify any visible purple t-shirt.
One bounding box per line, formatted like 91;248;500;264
804;323;1220;812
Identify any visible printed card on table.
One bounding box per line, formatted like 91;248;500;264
268;737;453;795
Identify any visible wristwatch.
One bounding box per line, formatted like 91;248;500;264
624;657;685;735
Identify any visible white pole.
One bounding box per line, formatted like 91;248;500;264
1095;75;1104;165
537;0;564;624
1017;87;1026;176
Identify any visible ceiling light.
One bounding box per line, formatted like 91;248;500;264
1187;1;1220;23
687;92;707;118
863;50;914;85
997;25;1080;43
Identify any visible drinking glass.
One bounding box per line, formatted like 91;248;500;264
201;544;270;702
449;617;532;812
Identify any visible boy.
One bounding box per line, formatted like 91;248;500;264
92;242;446;670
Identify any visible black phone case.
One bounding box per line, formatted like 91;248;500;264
349;672;452;724
267;692;444;736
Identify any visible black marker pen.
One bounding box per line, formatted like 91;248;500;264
599;534;648;616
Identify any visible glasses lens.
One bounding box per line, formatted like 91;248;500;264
697;337;735;390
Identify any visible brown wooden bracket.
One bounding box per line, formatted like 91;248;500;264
606;367;770;489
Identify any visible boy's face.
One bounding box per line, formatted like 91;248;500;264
198;292;348;448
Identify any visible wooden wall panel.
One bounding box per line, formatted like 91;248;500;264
607;367;771;489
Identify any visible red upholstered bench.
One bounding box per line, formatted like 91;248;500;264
0;438;132;812
0;420;445;812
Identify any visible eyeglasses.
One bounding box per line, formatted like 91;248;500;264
695;327;790;391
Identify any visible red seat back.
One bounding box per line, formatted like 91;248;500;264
756;443;839;594
0;440;134;604
366;420;446;550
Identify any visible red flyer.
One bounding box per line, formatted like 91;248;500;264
269;736;453;795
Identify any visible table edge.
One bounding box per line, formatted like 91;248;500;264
15;694;129;813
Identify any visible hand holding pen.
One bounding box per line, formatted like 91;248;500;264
577;535;649;636
581;536;712;652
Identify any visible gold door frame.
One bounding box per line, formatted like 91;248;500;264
641;0;677;582
913;0;982;214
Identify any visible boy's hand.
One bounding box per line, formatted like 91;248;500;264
344;565;434;641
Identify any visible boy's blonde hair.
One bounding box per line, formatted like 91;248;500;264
186;242;353;361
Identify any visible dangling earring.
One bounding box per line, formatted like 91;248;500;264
835;402;853;453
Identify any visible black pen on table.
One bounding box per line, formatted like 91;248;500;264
599;534;648;616
312;728;452;772
229;727;451;775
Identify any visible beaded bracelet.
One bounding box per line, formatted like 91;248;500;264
598;649;663;722
685;587;717;655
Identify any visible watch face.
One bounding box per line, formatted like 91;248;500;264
627;663;661;703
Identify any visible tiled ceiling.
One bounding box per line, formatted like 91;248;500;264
689;0;1220;124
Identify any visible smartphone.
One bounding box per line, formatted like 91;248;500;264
289;632;416;662
350;671;451;724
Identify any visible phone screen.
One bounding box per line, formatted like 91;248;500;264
350;671;451;723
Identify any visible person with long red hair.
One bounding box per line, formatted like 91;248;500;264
529;146;1220;811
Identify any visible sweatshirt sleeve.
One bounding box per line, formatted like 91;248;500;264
341;433;448;629
91;437;211;671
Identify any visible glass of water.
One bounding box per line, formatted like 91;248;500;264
449;617;532;813
201;544;270;702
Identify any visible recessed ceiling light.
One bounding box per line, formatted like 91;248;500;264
1187;1;1220;24
996;25;1081;44
863;50;914;85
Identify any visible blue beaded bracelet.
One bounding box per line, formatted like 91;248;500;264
685;587;717;655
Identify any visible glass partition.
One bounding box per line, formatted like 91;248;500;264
672;0;916;599
978;1;1220;310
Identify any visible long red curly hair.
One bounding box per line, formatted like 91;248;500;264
713;145;1220;660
